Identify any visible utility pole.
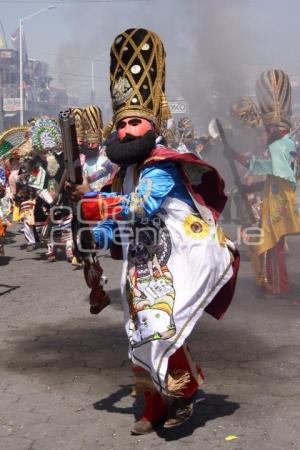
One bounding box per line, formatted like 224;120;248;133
19;5;56;125
90;52;109;104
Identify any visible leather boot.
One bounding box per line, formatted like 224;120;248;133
131;418;154;435
163;395;195;429
131;391;167;435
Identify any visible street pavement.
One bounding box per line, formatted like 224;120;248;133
0;224;300;450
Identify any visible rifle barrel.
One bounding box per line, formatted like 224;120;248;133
59;109;83;185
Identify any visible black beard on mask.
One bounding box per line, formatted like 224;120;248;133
106;130;156;166
79;144;99;160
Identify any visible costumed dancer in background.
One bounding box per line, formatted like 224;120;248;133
69;28;239;434
176;117;197;154
291;116;300;215
231;70;300;296
193;134;213;159
229;96;265;226
160;118;179;149
69;105;115;267
0;163;11;255
229;96;268;282
164;117;211;160
16;164;37;251
28;118;73;261
0;126;30;223
9;157;22;222
82;105;116;192
72;105;115;191
0;126;35;249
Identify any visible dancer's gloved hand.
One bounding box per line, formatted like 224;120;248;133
240;182;265;194
65;178;90;201
224;147;250;167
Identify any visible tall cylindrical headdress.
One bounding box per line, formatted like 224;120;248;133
255;69;292;131
108;28;171;131
82;105;103;144
72;107;84;140
230;96;263;130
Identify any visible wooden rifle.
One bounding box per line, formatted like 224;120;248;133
215;118;256;224
59;109;110;314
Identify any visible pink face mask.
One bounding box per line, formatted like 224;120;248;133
87;143;99;149
116;117;153;141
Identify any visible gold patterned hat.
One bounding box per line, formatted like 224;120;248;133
71;107;84;140
230;97;263;130
82;105;103;144
108;28;171;131
255;70;292;131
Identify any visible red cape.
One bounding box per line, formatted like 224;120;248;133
142;147;240;320
143;147;227;220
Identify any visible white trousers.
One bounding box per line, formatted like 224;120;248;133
23;222;36;244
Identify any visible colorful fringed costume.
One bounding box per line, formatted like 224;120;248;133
247;70;300;294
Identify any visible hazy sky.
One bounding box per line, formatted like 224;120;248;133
2;0;300;128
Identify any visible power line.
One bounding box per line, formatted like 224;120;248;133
0;0;149;3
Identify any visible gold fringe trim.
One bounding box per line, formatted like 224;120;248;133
113;108;157;127
71;107;85;139
166;369;191;396
160;91;172;123
108;92;171;133
143;155;166;165
182;344;204;388
103;121;114;140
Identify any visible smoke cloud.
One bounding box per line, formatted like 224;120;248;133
53;0;300;132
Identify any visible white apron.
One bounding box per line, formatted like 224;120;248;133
119;167;234;393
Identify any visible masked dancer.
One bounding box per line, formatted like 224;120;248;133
71;28;239;434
